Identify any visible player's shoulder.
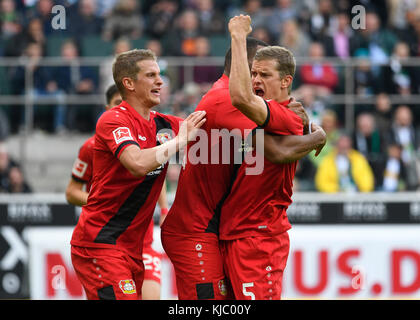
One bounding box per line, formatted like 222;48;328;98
80;135;95;152
152;110;183;127
97;104;131;128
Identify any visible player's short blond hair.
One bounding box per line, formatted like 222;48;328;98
254;46;296;79
112;49;157;97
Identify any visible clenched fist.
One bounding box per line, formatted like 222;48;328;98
228;14;252;37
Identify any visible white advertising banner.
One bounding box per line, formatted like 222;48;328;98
283;225;420;299
26;225;420;300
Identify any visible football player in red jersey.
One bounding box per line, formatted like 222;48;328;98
218;14;326;300
66;84;167;300
161;35;326;299
70;49;206;300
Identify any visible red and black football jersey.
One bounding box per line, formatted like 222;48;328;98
71;101;181;259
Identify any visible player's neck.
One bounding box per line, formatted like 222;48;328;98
273;91;290;103
125;96;152;120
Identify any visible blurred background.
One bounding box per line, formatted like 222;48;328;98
0;0;419;300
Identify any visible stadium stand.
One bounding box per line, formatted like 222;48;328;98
0;0;419;193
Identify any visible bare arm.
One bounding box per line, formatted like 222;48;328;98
119;111;206;177
65;179;88;206
228;15;268;126
261;123;327;164
158;180;168;226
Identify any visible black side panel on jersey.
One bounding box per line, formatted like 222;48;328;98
204;127;257;235
94;115;174;245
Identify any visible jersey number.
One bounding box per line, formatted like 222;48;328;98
242;282;255;300
143;253;161;272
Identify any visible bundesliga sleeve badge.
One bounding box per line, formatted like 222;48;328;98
113;127;133;145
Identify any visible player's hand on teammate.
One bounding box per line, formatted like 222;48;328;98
228;14;252;37
286;97;310;132
179;111;206;143
311;123;327;157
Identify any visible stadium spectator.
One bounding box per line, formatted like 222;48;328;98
68;0;103;37
102;0;143;41
298;41;339;95
309;109;340;167
0;143;12;192
10;42;65;132
331;11;354;59
404;14;420;56
227;0;267;31
164;9;201;56
0;0;23;40
353;112;387;189
4;17;46;57
195;0;226;36
278;19;311;58
294;84;328;125
100;36;132;94
145;0;179;39
94;0;119;17
350;10;397;70
250;26;273;45
306;0;336;56
387;0;419;35
315;133;375;193
386;105;420;190
178;36;221;88
382;41;419;95
265;0;298;39
53;40;99;132
353;48;380;96
380;142;408;191
373;92;393;137
0;143;20;193
7;165;32;193
25;0;55;35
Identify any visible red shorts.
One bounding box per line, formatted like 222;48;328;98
220;231;290;300
71;246;144;300
161;231;233;300
142;246;162;283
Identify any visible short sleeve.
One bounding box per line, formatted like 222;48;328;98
71;137;94;183
96;111;140;158
262;100;303;136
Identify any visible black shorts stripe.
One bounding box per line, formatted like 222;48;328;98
94;115;175;245
97;285;116;300
196;283;215;300
114;140;140;158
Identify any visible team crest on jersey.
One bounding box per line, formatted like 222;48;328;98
119;279;136;295
156;132;172;144
218;279;227;296
72;158;88;178
113;127;133;144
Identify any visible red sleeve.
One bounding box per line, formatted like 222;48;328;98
95;111;140;158
71;136;94;183
262;100;303;135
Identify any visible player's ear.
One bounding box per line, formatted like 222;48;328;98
281;75;293;90
122;77;135;93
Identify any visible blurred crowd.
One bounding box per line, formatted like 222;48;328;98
0;0;420;193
